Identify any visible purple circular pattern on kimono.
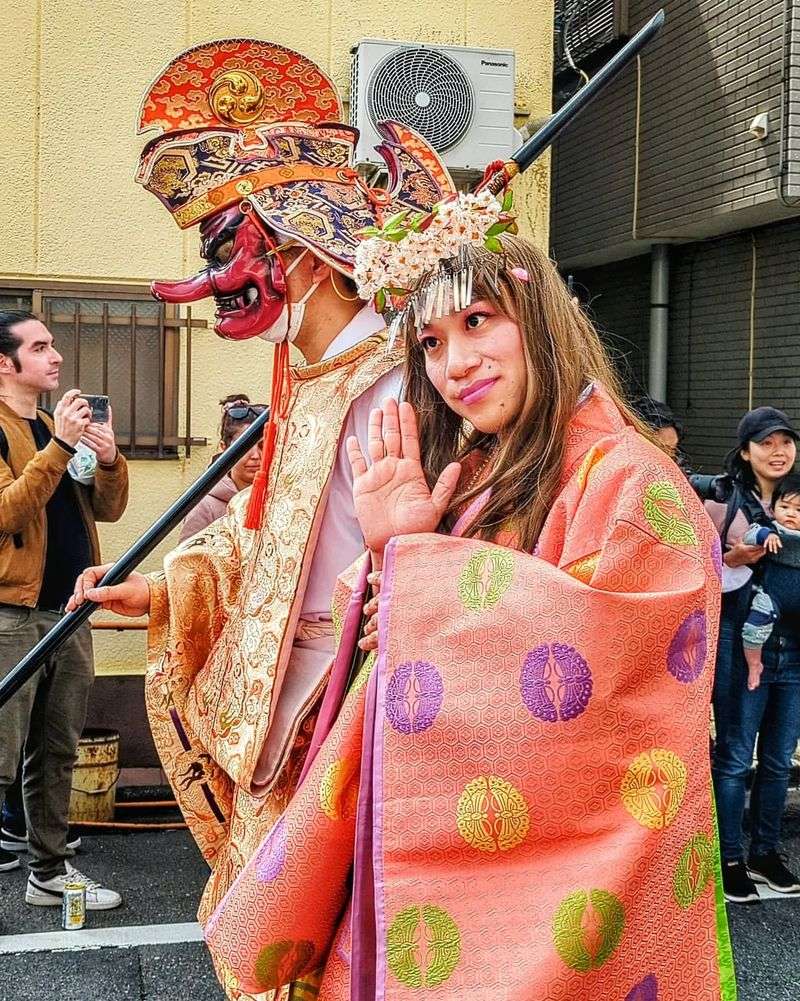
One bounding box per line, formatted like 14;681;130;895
625;974;658;1001
520;643;593;723
385;661;444;735
254;818;287;883
711;536;723;581
667;610;707;683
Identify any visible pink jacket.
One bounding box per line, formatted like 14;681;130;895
179;474;239;542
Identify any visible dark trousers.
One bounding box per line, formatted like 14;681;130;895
712;585;800;860
0;606;93;879
1;760;24;830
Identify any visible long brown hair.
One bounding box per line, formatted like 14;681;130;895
404;235;651;551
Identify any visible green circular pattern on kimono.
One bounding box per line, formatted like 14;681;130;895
387;904;461;988
456;775;530;852
552;889;625;972
253;938;315;990
620;748;688;830
457;548;515;612
642;480;698;546
673;833;715;909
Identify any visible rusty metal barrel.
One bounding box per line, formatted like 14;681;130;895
68;728;120;823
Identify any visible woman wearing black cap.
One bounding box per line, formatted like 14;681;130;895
705;407;800;903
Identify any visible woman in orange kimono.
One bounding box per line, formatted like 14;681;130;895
204;202;736;1000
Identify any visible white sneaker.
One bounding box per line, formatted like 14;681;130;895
25;863;122;910
0;847;20;872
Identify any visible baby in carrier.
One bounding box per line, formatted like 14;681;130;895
742;473;800;689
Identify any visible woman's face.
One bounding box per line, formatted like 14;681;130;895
417;299;527;435
225;427;262;487
741;433;796;482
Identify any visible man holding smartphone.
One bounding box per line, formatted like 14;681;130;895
0;310;128;910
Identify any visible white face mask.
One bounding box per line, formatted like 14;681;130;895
258;249;322;343
67;441;98;485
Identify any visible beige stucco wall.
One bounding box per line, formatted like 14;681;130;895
0;0;553;675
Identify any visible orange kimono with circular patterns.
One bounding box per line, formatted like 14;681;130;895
205;385;736;1001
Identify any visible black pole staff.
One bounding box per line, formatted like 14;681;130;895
482;9;665;195
0;407;270;709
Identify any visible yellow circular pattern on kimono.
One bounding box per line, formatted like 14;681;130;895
642;480;698;546
575;445;606;489
350;650;376;695
564;551;601;584
458;549;515;612
387;904;461;988
620;748;688;830
456;776;530;853
319;757;358;821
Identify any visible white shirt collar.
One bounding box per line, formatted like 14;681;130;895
321;304;385;361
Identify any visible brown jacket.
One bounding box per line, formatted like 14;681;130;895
0;399;129;607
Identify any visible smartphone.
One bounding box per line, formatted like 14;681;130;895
79;394;109;423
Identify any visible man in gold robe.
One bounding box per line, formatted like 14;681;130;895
70;38;453;1000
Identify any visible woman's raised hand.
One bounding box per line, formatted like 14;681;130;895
347;399;461;558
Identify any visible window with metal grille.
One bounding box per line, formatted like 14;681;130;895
0;284;207;458
554;0;629;78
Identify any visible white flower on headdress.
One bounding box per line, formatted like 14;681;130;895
354;190;514;309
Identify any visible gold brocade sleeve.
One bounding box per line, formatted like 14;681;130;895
148;498;249;694
144;501;249;862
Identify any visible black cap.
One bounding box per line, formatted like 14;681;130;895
737;407;799;447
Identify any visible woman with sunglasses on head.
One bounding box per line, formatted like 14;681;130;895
206;191;734;1000
178;396;267;543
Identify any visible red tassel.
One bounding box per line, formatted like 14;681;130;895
244;469;268;530
244;340;291;530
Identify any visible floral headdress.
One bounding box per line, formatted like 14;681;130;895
354;185;521;345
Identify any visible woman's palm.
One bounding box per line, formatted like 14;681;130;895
347;400;461;555
353;455;443;550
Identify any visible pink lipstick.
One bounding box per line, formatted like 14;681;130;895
459;377;499;405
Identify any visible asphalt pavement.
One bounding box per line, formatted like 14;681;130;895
0;800;797;1001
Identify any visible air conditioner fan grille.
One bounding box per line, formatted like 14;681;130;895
366;47;474;152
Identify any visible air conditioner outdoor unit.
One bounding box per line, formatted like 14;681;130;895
350;39;516;173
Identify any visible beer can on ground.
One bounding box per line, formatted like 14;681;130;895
62;882;86;930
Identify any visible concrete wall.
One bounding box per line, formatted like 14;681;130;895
0;0;554;680
551;0;800;269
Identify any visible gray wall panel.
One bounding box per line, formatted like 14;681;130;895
552;0;796;265
570;220;800;473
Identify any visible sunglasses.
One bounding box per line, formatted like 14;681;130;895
223;404;268;421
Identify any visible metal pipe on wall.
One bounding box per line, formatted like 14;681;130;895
649;243;670;401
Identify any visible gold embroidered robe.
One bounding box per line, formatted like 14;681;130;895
145;335;400;948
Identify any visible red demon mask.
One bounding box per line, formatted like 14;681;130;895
151;206;289;341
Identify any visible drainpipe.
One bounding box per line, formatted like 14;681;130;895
649;244;670;401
